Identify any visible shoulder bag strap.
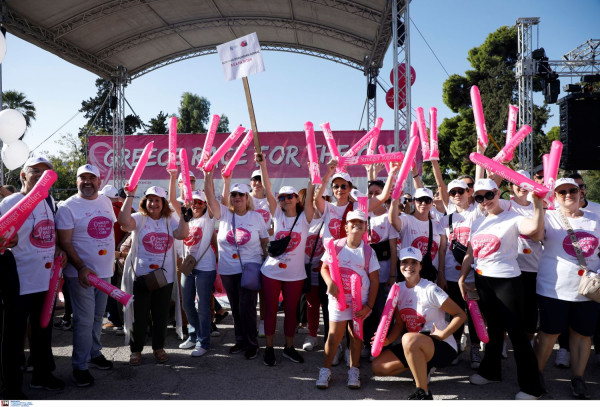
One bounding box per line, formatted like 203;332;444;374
426;218;434;260
287;212;301;236
232;212;245;269
308;221;325;264
557;210;588;272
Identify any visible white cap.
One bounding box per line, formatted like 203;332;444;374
99;185;119;198
555;178;578;190
76;164;100;178
346;210;367;222
144;186;167;199
414;187;433;199
230;183;251;194
278;186;298;196
448;179;468;191
516;170;531;179
178;170;196;182
399;247;423;262
191;190;206;201
251;170;262;179
331;172;352;184
473;178;498;192
23;156;53;170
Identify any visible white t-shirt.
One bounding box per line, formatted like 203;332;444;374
537;210;600;302
130;213;179;283
582;199;600;219
368;212;398;283
510;199;542;273
396;279;457;351
183;210;217;272
261;208;310;281
321;201;356;241
398;215;444;270
56;195;116;279
441;205;479;283
251;195;272;227
216;203;269;275
323;240;380;322
0;194;56;295
304;218;326;286
470;210;524;278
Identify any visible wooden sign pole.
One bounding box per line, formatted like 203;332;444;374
242;76;263;162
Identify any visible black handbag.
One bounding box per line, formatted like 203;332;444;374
368;216;391;261
420;218;438;283
449;214;468;264
267;213;300;258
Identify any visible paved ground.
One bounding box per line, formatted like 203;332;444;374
19;300;600;401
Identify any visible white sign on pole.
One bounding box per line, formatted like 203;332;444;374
217;32;265;81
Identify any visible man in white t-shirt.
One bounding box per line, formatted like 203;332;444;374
56;164;117;388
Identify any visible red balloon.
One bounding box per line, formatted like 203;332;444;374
386;88;406;110
389;63;416;86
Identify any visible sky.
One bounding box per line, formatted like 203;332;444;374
2;0;599;158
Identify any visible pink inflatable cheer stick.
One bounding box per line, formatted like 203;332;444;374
542;154;550;186
467;298;489;343
351;273;363;340
546;140;563;191
338;152;404;168
378;145;391;173
470;153;552;203
179;148;193;203
493;125;532;162
416;107;430;161
429;107;439;161
203;126;246;172
344;118;384;157
325;238;348;311
367;117;384;156
372;283;400;358
198;114;220;169
127;141;154;192
506;105;518;145
320;122;341;160
40;256;63;328
222;130;254;177
88;274;134;309
304;122;322;185
391;124;420;200
0;170;58;250
168;116;178;170
470;86;488;149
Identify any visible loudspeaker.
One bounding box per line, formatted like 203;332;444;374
367;83;376;100
559;93;600;170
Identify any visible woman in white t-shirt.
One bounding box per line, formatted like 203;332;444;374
261;183;314;366
204;168;269;360
371;247;466;400
119;184;189;366
533;178;600;399
458;178;545;400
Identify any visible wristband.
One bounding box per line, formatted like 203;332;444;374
413;174;419;178
126;195;135;198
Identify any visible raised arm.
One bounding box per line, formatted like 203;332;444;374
167;169;181;216
519;194;545;241
203;168;221;220
430;160;449;208
118;184;137;232
368;161;400;212
388;197;403;232
221;172;231;207
172;214;190;240
256;153;277;214
315;158;338;215
304;179;315;223
474;142;486;182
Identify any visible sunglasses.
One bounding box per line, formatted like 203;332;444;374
578;183;586;189
466;182;475;189
533;174;544;180
230;192;246;198
556;188;579;197
474;191;496;203
251;176;262;182
278;194;296;202
449;188;466;197
332;184;349;190
415;197;433;204
403;197;413;203
193;199;205;205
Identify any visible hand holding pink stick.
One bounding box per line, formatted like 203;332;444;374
199;114;220;169
222;130;254;177
304;122;322;185
167;116;178;170
492;125;532;162
202;126;246;172
429;107;439;161
88;274;134;309
471;86;488;149
127;141;154;192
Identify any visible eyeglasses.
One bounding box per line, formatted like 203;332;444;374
467;182;475;189
449;188;466;197
533;174;544;180
556;188;579;197
415;197;433;204
474;191;496;203
577;183;586;189
230;192;246;198
332;184;349;190
278;194;296;202
403;197;413;203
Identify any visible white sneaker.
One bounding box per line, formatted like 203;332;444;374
303;335;317;351
515;391;541;400
469;373;500;385
347;367;360;389
332;344;343;366
345;348;351;367
191;346;208;357
501;340;508;359
554;348;570;368
179;337;195;349
258;320;265;338
316;367;331;389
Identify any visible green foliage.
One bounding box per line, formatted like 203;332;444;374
178;92;210;133
217;114;230;133
1;90;36;134
40;134;86;201
147;111;169;134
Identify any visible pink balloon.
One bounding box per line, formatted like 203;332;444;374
203;126;245;172
416;107;430;161
325;238;348;311
222;130;254;177
391;123;420;200
167;117;178;170
351;273;363;340
198;114;220;169
506;105;519;146
378;145;391;173
372;283;400;358
338;152;404;169
127;141;154;192
179;148;193;203
304;122;322;185
88;274;134;309
467;299;489;343
367;117;384;156
493;125;532;162
429;107;439;161
470;86;488;149
40;256;63;328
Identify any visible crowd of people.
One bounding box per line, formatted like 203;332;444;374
1;147;599;401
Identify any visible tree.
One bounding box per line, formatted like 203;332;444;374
217;114;230;133
436;26;550;179
177;92;230;134
41;133;87;201
2;90;36;129
147;111;169;134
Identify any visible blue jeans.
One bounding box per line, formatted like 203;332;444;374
181;269;216;350
66;277;109;370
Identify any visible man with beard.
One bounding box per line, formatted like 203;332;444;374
56;164;117;387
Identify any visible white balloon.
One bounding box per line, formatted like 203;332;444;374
1;140;30;170
0;109;27;143
0;34;5;64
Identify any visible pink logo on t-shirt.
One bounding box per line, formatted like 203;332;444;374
412;236;439;259
399;307;426;332
328;219;342;239
30;219;55;248
183;226;203;247
274;231;301;253
87;216;113;239
519;234;531;240
368;229;381;244
305;234;325;257
451;226;470;246
226;228;251;246
562;231;599;258
471;234;501;258
142;232;174;254
256;209;270;224
339;267;356;292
